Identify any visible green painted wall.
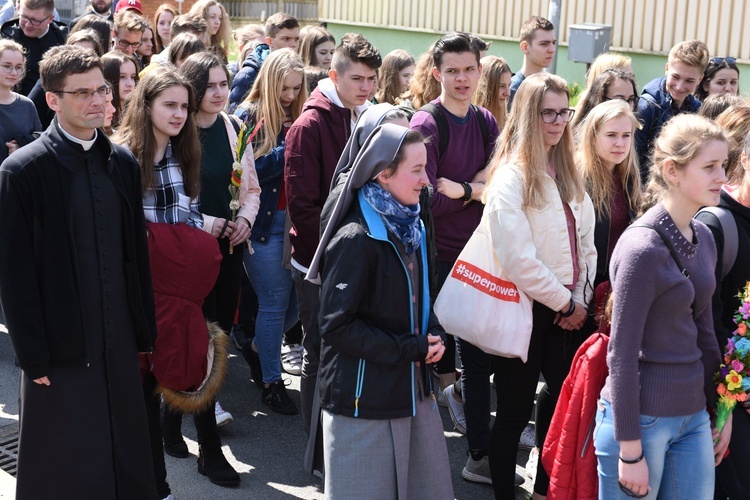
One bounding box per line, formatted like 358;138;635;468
326;23;750;95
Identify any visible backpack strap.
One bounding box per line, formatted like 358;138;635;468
696;206;738;279
471;104;489;148
418;103;491;160
419;103;449;159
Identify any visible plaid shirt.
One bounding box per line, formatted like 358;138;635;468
142;141;203;229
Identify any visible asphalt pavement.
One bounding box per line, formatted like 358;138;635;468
0;318;533;499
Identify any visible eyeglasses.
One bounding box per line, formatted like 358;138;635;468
711;57;736;65
604;95;639;110
0;64;25;76
19;13;52;26
117;39;142;50
540;108;575;124
54;85;112;101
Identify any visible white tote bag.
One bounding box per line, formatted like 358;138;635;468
434;220;533;361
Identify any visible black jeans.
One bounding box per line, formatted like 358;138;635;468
457;338;493;451
489;302;582;499
715;406;750;499
291;267;321;434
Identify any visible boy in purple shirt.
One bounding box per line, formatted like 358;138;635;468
410;31;502;485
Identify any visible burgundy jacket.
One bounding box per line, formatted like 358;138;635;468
284;87;351;269
147;223;221;391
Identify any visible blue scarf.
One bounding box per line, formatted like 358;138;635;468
360;181;421;254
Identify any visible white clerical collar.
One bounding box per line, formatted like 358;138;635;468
58;123;97;151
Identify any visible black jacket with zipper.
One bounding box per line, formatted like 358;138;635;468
318;199;446;420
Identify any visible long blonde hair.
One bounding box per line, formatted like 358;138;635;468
640;114;728;215
485;73;583;209
474;55;511;130
577;100;642;219
239;48;307;157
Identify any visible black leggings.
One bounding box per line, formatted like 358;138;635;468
489;302;582;499
203;238;244;334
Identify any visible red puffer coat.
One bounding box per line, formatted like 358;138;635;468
542;332;609;500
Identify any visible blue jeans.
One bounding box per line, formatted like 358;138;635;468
594;399;714;500
244;209;298;384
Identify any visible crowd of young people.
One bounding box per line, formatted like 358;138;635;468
0;2;748;499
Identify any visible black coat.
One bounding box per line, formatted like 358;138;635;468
0;120;157;380
318;195;446;420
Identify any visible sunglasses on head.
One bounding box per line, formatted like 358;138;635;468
711;57;737;65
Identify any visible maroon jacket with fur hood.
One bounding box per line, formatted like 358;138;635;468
284;85;352;269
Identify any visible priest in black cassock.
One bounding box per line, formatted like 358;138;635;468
0;45;158;499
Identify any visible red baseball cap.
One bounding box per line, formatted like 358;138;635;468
114;0;142;14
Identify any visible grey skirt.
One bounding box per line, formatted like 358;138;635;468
322;385;454;500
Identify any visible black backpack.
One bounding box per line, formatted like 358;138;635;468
417;103;491;159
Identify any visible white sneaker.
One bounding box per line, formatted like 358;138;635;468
281;343;303;376
444;384;466;435
525;447;539;479
518;423;535;451
215;400;234;427
161;495;174;500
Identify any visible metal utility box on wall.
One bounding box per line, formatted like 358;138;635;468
568;24;612;63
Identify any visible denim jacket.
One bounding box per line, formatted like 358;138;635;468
235;104;286;243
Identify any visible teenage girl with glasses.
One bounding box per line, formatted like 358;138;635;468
0;39;41;163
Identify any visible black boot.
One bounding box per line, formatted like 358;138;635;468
241;339;264;389
197;444;240;487
161;408;189;458
262;380;298;415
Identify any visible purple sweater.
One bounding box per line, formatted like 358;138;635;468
600;203;721;441
410;99;498;262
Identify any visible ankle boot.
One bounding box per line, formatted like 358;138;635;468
197;444;240;486
161;408;189;458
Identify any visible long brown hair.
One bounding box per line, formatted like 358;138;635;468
297;26;335;68
189;0;231;63
485;73;583;209
153;4;178;54
577;100;642;219
375;49;415;105
474;55;511;130
113;66;201;198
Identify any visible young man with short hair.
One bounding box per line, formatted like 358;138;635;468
284;33;380;438
113;9;148;56
228;12;300;112
635;39;708;181
0;44;158;498
409;31;502;487
0;0;67;95
507;16;556;108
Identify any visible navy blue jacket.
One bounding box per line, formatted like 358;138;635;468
635;77;702;183
228;43;270;114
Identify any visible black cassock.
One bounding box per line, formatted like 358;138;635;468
16;136;157;499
